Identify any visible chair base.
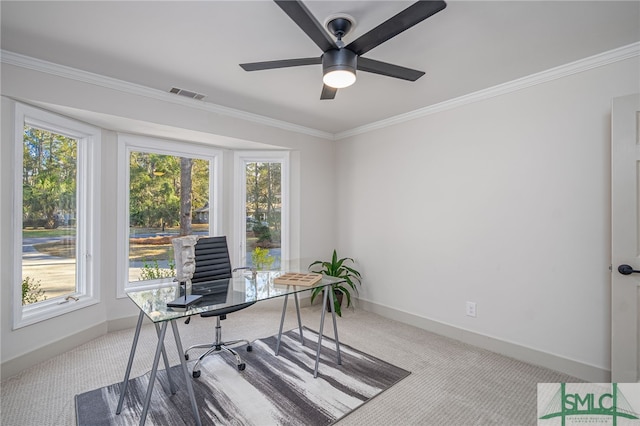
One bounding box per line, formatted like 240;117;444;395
184;317;252;378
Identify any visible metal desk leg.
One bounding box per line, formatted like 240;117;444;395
275;293;289;356
171;320;202;426
276;287;305;356
313;287;329;378
139;321;168;426
155;323;177;395
116;311;144;415
328;289;342;365
313;287;342;377
294;292;304;344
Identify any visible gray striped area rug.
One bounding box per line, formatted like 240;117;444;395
75;327;410;425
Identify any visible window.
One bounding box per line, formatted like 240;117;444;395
117;135;221;296
235;151;289;270
14;103;101;328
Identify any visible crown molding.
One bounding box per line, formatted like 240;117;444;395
0;50;334;141
3;42;638;142
334;42;640;140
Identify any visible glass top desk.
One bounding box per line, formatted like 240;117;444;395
116;271;345;426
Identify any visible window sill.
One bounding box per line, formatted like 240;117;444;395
13;295;100;330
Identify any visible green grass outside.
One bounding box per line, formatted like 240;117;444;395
26;224;272;261
34;241;174;260
23;228;76;238
29;224;212;260
35;237;260;260
23;223;209;239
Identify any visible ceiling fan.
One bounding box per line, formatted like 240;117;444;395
240;0;447;100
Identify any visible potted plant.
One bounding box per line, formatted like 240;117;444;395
251;247;276;270
308;249;362;317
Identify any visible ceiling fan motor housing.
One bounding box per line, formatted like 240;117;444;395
322;48;357;76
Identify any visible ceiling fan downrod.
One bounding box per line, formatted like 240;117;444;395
326;16;353;47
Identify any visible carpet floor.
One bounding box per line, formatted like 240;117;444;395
1;302;580;425
75;327;410;425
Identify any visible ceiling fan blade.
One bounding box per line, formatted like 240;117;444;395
320;85;337;100
240;57;321;71
357;57;425;81
346;0;447;56
274;0;337;52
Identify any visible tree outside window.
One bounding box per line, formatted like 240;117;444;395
245;161;282;269
22;126;78;304
15;102;100;328
127;151;210;283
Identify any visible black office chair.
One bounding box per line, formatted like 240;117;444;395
184;236;255;378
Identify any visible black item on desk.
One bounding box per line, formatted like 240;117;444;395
167;281;203;311
167;294;203;311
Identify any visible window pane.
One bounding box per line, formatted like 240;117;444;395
128;152;209;282
22;126;77;305
245;162;281;270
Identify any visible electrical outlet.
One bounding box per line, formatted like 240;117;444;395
466;301;477;317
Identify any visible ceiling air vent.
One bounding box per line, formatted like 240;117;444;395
169;87;206;101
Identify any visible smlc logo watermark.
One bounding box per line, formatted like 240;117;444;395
538;383;640;425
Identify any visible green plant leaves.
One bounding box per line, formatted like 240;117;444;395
308;249;362;317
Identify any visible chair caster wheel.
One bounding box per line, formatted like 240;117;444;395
247;345;253;352
185;354;189;361
192;370;201;378
238;363;246;371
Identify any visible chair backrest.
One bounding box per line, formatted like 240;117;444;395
191;236;232;283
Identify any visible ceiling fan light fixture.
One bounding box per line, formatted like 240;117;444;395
322;49;357;89
323;69;356;89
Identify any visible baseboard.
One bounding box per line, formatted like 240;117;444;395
0;315;144;381
106;315;141;332
357;298;610;383
1;322;108;381
0;296;313;380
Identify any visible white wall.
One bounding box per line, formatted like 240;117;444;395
0;62;337;376
3;50;638;381
336;57;639;380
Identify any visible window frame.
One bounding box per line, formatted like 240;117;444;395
116;134;222;298
234;150;290;269
13;103;101;329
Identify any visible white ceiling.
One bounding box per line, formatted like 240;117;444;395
2;1;639;135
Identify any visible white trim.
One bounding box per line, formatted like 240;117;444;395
234;151;290;269
335;42;640;140
1;294;310;380
2;42;637;141
0;50;334;141
358;298;610;383
13;103;101;329
116;134;223;298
